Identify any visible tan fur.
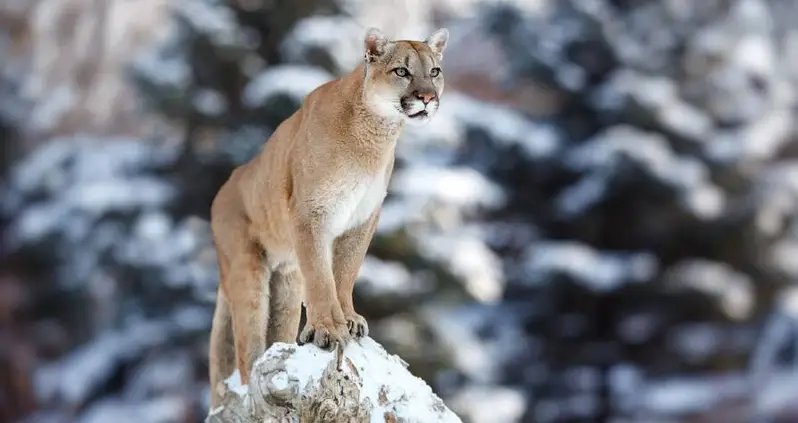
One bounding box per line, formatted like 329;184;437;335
208;27;449;405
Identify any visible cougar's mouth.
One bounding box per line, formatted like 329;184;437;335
400;96;432;119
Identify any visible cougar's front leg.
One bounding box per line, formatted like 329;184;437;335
333;210;379;338
294;219;349;349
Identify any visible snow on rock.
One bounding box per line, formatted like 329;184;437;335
207;337;462;423
223;369;248;398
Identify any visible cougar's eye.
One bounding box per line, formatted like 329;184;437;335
394;67;409;77
430;67;441;77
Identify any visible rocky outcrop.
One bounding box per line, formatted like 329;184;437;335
207;338;462;423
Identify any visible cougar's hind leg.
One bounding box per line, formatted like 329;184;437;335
225;241;271;385
209;178;272;389
213;213;271;385
209;290;235;407
267;266;304;346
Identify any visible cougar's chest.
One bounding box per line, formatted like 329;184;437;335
327;169;388;238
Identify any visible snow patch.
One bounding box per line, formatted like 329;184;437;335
445;92;561;160
417;233;505;303
390;165;507;211
224;369;248;397
256;338;462;423
242;65;333;109
522;241;658;292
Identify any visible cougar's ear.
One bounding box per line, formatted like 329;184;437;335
425;28;449;58
364;27;389;62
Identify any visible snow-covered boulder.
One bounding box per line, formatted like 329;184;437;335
207;337;462;423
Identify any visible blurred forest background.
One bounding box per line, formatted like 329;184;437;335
3;0;798;422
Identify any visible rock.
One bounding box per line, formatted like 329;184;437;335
207;338;462;423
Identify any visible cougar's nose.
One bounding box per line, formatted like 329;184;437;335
415;91;437;105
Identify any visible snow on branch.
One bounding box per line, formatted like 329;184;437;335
206;337;463;423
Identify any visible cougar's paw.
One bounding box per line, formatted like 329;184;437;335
299;318;349;350
345;312;369;338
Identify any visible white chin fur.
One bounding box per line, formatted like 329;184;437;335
402;112;433;126
402;100;438;125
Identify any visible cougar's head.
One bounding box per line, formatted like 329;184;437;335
361;27;449;125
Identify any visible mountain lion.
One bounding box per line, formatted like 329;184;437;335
208;26;448;405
